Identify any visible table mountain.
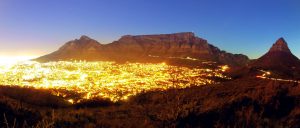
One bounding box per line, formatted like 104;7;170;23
35;32;249;66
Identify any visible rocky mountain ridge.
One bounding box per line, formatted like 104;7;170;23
35;32;249;66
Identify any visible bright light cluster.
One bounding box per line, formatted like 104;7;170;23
0;61;230;103
0;56;37;65
256;70;300;83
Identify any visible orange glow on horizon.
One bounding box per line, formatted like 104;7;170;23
0;55;38;65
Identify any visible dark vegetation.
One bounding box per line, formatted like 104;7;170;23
1;78;300;127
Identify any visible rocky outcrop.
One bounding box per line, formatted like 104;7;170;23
35;32;249;66
269;38;291;53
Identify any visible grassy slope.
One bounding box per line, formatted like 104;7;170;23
1;78;300;127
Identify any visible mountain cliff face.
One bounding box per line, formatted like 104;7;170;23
35;32;249;66
111;32;211;58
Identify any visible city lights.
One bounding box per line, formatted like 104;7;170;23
256;70;300;83
0;61;230;103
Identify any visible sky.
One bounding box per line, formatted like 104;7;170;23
0;0;299;59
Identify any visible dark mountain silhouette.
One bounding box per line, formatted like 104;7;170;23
230;38;300;79
251;38;300;78
35;32;249;66
252;38;300;68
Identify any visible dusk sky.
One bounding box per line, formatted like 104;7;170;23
0;0;299;59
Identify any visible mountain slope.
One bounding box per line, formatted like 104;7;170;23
37;35;103;61
2;78;300;127
35;32;249;66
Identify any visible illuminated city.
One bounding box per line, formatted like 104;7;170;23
0;61;230;103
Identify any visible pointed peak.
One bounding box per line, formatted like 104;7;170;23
275;37;287;45
79;35;92;40
269;37;291;53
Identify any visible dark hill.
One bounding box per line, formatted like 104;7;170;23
1;78;300;127
252;38;300;69
229;38;300;79
251;38;300;78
